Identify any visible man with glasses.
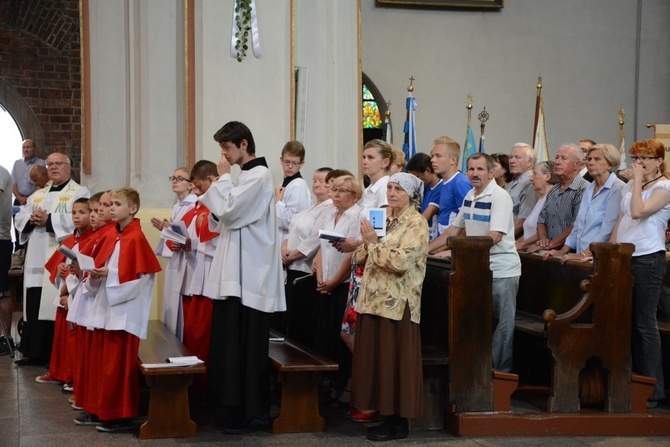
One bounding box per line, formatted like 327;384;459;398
14;152;90;366
274;140;312;241
529;144;589;253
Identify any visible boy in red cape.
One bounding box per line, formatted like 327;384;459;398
68;192;117;413
179;160;219;404
76;188;161;432
37;198;93;387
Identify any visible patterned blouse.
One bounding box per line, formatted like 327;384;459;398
353;207;429;324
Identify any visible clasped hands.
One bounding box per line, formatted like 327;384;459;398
29;208;48;226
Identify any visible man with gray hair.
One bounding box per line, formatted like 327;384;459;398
506;143;538;238
529;144;589;252
14;152;89;366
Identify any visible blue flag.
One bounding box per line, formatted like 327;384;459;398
402;94;417;162
479;134;486;153
461;123;477;172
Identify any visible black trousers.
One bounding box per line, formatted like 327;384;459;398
207;297;271;419
19;287;54;363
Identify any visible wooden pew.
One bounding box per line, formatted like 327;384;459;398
137;320;206;439
421;237;519;433
515;243;638;413
268;330;338;433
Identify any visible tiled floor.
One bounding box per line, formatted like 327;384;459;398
1;307;668;447
1;352;669;447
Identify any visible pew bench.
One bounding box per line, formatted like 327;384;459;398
137;320;206;439
268;330;338;434
515;244;637;413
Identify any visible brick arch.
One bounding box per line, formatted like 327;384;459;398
0;0;81;168
0;76;45;155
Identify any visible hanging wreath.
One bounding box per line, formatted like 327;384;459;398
234;0;252;62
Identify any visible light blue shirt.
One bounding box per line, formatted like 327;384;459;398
565;172;625;253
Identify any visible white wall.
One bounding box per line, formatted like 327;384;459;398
362;0;670;158
196;0;291;185
85;0;185;206
294;0;360;177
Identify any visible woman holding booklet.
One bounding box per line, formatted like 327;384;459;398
351;173;429;441
311;174;362;401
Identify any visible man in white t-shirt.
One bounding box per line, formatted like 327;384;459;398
437;152;520;373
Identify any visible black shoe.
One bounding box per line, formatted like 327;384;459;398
366;417;409;442
14;357;39;366
223;416;270;435
0;337;10;356
223;417;251;435
96;418;133;432
74;413;101;426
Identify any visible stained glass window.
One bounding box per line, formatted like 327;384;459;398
362;84;382;129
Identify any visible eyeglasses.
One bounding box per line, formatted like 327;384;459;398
330;188;351;195
630;156;658;162
169;176;190;182
46;161;70;168
281;159;303;167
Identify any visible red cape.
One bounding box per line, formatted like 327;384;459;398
94;219;162;283
167;201;218;251
44;227;95;285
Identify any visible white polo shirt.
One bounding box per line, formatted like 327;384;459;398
452;180;521;278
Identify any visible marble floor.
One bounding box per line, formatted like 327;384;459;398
2;352;670;447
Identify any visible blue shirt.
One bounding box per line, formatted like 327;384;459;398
565;172;625;253
11;156;45;197
421;180;443;240
437;172;471;232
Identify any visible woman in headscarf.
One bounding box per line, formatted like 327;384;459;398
350;173;429;441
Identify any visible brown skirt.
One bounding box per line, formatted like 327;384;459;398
351;305;423;418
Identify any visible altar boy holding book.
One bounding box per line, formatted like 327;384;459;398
37;198;93;387
78;188;161;432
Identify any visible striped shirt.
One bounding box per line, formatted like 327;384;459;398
537;175;589;240
452;180;520;278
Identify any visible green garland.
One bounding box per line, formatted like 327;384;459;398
234;0;252;62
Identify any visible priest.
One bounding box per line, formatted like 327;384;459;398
14;152;90;366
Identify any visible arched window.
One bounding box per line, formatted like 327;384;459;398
363;84;382;130
0;104;23;176
362;73;387;144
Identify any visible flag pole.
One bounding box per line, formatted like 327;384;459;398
464;92;473;153
384;100;392;144
478;106;489;153
466;92;473;124
403;76;417;161
532;76;542;148
618;105;625;147
461;94;474;172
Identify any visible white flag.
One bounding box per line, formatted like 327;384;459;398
534;99;549;163
619;137;627;170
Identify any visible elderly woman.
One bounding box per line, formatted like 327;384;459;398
612;139;670;407
544;144;625;262
351;173;429;442
516;161;559;250
312;175;362;397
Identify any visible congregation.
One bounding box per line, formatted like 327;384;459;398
1;120;669;441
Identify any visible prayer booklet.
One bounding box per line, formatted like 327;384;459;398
161;220;189;244
166;356;204;366
76;253;96;273
367;208;387;237
58;245;78;262
318;229;347;242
